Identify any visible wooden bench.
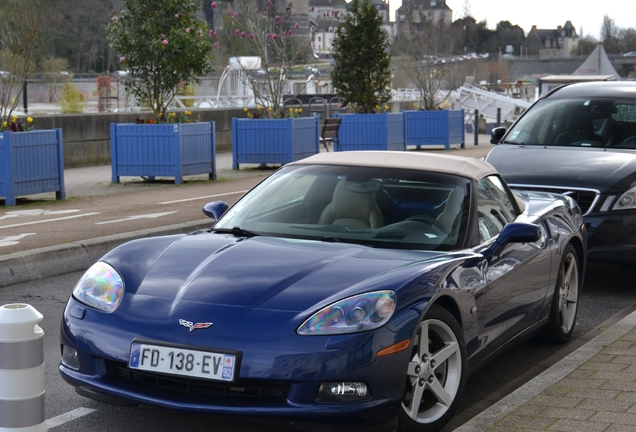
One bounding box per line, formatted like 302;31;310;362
320;117;341;151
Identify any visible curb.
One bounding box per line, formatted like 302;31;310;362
455;308;636;431
0;219;212;288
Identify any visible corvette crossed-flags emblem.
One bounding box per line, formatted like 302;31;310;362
179;319;213;332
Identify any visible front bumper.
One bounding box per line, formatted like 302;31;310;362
585;210;636;263
59;298;411;428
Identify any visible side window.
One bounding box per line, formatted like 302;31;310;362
477;176;518;243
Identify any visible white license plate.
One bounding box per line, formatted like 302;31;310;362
129;342;236;381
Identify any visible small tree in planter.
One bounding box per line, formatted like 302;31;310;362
330;1;403;151
107;0;213;119
107;0;217;184
330;0;392;114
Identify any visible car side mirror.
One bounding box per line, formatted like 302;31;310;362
486;222;542;258
202;201;229;221
490;127;507;144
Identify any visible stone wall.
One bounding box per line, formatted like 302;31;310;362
31;108;246;168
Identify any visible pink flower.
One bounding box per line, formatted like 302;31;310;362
233;12;238;18
185;27;191;33
208;29;214;36
288;29;293;35
111;16;118;22
241;31;246;38
267;0;271;5
227;10;231;15
235;29;240;35
249;33;254;39
162;39;168;45
310;6;314;11
272;34;278;40
211;2;217;8
213;42;218;48
119;56;125;62
275;15;280;21
175;13;179;19
295;23;299;29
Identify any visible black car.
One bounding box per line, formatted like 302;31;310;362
486;81;636;265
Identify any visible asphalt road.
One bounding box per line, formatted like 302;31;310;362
0;262;633;432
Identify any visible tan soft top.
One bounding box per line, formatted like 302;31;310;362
292;151;526;213
292;151;498;181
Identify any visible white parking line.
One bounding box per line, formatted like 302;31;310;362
46;407;97;428
158;190;248;205
95;211;178;225
0;213;100;230
0;233;36;247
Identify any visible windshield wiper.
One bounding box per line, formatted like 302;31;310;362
321;236;341;243
210;226;259;237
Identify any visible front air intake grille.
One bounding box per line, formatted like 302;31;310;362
510;185;600;215
112;363;290;399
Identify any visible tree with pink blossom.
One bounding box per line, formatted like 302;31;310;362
212;0;311;112
107;0;213;118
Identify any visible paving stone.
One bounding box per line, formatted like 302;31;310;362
589;410;636;425
576;398;634;412
610;355;636;365
603;381;636;392
579;361;629;372
589;370;636;381
557;378;608;389
541;407;595;421
496;415;557;430
546;418;610;432
567;388;620;400
526;395;584;408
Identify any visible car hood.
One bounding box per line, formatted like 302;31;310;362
115;233;451;313
486;144;636;191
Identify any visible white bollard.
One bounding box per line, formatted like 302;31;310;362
0;304;47;432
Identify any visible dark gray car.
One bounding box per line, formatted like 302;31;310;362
486;81;636;265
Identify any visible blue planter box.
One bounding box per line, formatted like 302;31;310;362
333;112;406;151
405;109;465;150
0;129;65;206
232;117;319;170
110;122;216;184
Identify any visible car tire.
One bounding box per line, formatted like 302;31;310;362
398;305;467;432
541;244;580;344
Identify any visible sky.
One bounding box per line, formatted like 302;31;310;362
390;0;636;39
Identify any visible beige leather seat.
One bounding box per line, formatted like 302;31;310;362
318;180;384;228
436;187;464;234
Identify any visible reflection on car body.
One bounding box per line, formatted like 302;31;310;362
487;81;636;264
60;151;586;432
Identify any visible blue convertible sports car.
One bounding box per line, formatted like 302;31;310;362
60;151;586;432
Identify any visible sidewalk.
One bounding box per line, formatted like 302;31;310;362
457;309;636;431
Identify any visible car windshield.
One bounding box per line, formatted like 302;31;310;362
503;97;636;149
215;164;470;251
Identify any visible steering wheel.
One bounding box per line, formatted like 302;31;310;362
405;215;449;234
623;135;636;143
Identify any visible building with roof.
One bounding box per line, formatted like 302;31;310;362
309;0;392;58
523;21;579;59
396;0;453;38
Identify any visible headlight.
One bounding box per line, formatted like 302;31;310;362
72;262;124;313
613;186;636;210
297;291;396;335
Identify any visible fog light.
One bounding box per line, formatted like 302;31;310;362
317;382;369;402
61;345;80;370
